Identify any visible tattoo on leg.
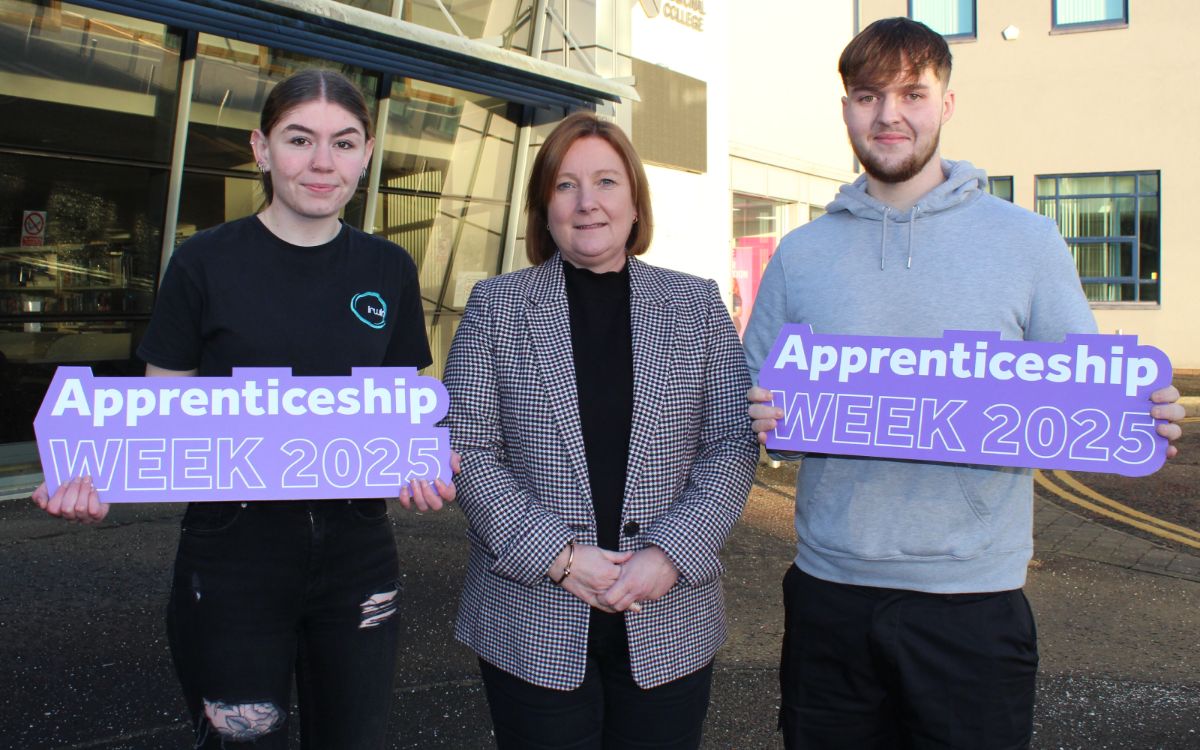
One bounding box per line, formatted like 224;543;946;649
359;587;398;629
202;699;283;741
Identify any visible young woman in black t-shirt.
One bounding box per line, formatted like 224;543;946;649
33;69;455;749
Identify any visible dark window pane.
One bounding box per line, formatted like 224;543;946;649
1047;170;1157;305
1061;197;1116;238
0;2;180;162
1139;196;1160;283
1116;197;1135;236
0;153;164;320
988;176;1013;202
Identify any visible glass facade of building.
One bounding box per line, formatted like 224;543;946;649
0;0;619;479
730;193;793;337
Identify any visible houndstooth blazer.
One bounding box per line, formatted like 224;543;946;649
443;254;758;691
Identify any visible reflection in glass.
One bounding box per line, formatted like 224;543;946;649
0;155;164;321
731;194;792;336
394;0;535;52
372;80;518;376
184;35;379;175
0;153;163;443
0;1;181;162
337;0;394;13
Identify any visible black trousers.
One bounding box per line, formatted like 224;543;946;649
167;499;402;749
479;613;714;749
779;565;1038;750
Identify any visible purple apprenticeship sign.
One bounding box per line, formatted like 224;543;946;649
34;367;450;502
759;325;1172;477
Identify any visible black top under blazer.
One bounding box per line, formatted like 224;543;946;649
443;254;759;690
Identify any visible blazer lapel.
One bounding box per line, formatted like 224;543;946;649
527;257;593;501
623;258;673;499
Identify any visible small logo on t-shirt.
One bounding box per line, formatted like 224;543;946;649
350;292;388;329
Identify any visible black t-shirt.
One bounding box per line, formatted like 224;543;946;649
138;216;431;375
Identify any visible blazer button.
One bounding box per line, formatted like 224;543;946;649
623;521;640;537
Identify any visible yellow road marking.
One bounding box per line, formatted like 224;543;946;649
1051;471;1200;540
1034;471;1200;550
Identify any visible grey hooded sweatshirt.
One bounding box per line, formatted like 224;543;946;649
743;159;1097;593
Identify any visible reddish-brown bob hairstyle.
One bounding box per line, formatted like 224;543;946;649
838;17;952;91
525;111;654;266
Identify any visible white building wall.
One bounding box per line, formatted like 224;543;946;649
728;1;856;179
630;1;733;301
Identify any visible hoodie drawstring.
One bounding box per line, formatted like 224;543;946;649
879;206;919;271
907;205;918;269
879;207;889;270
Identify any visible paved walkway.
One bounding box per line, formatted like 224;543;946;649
1032;496;1200;582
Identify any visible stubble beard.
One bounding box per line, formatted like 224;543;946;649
853;127;942;185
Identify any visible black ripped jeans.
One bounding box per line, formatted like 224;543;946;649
167;499;401;749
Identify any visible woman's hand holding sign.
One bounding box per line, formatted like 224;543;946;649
32;476;108;524
398;450;461;511
1152;385;1185;459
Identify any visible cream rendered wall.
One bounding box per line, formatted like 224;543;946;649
858;0;1200;368
631;1;733;303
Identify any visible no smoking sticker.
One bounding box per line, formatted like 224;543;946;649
21;210;46;246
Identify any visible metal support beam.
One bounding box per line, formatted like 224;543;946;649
158;29;198;285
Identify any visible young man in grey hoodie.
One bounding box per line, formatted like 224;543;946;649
743;17;1186;749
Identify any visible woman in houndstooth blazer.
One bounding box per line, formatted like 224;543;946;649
443;112;759;749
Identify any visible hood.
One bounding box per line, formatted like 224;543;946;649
826;159;988;269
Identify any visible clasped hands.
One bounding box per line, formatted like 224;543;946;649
548;543;679;614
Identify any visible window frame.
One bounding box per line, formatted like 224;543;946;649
908;0;977;41
987;176;1014;202
1051;0;1129;32
1035;170;1160;306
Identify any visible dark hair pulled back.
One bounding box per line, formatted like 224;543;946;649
258;69;372;204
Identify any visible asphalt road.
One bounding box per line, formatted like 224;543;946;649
1;470;1197;749
1060;424;1199;556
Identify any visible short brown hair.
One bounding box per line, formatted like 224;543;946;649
525;111;654;266
839;17;952;91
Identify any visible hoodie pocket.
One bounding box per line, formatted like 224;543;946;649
799;457;997;561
